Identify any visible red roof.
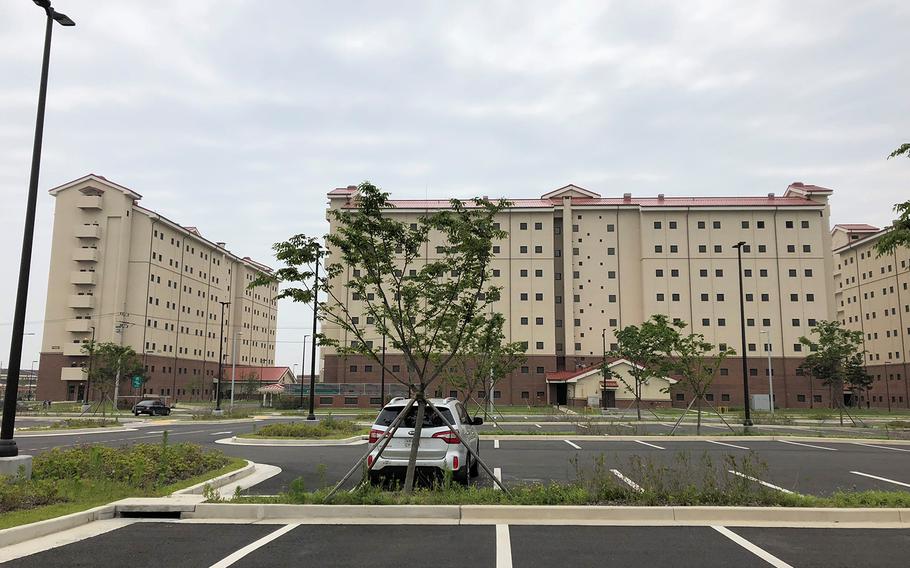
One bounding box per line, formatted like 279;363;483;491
833;223;880;232
229;366;292;382
788;182;834;193
328;186;358;196
545;359;623;381
343;195;823;210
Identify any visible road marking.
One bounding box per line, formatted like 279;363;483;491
728;470;795;494
616;423;636;429
712;526;794;568
534;423;542;429
610;468;643;493
210;431;232;436
493;467;503;491
494;439;500;449
576;423;589;429
850;471;910;489
852;442;910;453
779;440;837;451
564;440;581;450
147;430;164;434
496;524;512;568
634;439;665;450
208;523;299;568
707;440;749;451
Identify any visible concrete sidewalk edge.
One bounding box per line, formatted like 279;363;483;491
172;460;256;495
0;504;116;549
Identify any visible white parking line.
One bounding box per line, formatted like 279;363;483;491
779;440;837;451
712;526;794;568
576;423;588;429
564;440;581;450
534;423;542;429
207;523;299;568
707;440;749;451
728;470;795;494
493;467;503;491
147;430;164;434
496;524;512;568
851;442;910;453
210;431;233;436
494;439;500;449
634;439;665;450
850;471;910;489
610;468;643;493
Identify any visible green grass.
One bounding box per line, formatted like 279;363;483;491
0;457;245;530
19;418;120;431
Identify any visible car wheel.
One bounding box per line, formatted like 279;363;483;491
164;409;170;416
133;411;139;416
367;471;383;486
453;458;470;484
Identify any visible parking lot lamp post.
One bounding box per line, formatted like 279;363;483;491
732;241;753;427
306;250;320;421
230;331;241;408
215;301;229;413
885;360;892;412
299;334;309;410
760;329;774;415
0;1;74;458
380;329;386;407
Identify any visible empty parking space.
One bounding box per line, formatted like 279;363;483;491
1;522;278;568
731;527;910;568
219;525;495;568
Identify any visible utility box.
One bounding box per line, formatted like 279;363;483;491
587;396;601;408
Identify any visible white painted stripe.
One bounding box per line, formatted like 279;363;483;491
610;468;643;493
210;431;233;436
147;430;164;434
493;467;503;491
207;523;299;568
564;440;581;450
852;442;910;453
712;526;794;568
850;471;910;489
728;470;795;494
496;524;512;568
534;423;542;429
707;440;750;451
616;423;636;429
494;439;500;449
779;440;836;451
634;439;665;450
576;423;589;429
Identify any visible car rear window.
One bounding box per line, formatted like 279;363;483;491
375;406;455;428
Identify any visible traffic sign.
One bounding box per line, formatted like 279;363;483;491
131;376;143;388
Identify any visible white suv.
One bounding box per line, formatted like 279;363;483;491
367;397;482;484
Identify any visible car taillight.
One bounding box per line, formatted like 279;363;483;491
368;455;373;467
369;429;384;444
432;430;460;444
453;456;458;470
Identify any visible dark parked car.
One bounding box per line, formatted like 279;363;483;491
133;400;170;416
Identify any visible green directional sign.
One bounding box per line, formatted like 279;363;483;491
131;376;143;388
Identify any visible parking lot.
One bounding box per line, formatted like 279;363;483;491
3;520;909;567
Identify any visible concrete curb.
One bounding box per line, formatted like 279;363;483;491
183;503;910;527
475;434;910;445
0;505;116;549
216;435;367;447
172;460;257;495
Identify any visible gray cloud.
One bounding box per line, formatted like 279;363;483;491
0;0;907;368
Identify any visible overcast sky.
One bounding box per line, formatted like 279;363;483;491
0;0;907;371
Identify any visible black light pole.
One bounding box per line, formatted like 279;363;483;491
298;334;308;409
0;1;74;458
601;329;607;409
215;301;230;413
83;325;95;405
306;250;320;421
733;241;753;427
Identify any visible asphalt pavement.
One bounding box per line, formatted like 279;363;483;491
4;521;910;567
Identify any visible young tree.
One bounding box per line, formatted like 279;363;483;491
439;312;526;418
241;372;260;401
667;330;736;434
603;314;683;420
82;342;145;417
798;320;868;425
260;181;508;492
875;144;910;256
844;353;873;407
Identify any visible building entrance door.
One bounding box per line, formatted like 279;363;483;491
555;383;567;405
603;390;616;408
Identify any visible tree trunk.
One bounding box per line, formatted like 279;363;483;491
403;394;426;493
635;381;642;421
696;396;702;435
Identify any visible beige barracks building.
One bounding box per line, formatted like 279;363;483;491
833;224;910;409
36;174;278;403
322;182;837;408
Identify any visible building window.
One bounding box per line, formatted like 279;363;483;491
654;221;662;229
534;222;542;230
797;394;806;402
786;220;794;228
697;221;706;229
520;222;528;230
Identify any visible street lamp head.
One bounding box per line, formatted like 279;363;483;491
33;0;51;8
52;11;75;26
732;241;747;249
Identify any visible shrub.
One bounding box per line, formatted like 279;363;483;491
33;442;230;489
252;417;362;439
0;477;64;513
